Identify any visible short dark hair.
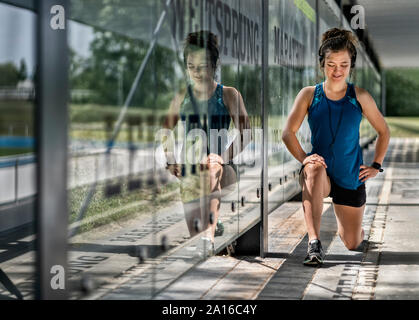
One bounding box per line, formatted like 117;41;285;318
319;28;358;69
183;30;220;70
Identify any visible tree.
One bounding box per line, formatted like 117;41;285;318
386;68;419;116
0;62;20;87
18;59;28;81
69;0;179;108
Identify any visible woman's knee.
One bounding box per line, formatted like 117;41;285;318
302;163;327;186
304;162;326;178
208;163;223;179
339;233;362;250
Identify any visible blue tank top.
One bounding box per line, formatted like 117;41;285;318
179;83;232;156
307;82;364;190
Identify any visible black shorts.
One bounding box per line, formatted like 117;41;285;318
299;165;366;208
328;177;366;207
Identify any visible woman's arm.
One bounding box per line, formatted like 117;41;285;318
356;87;390;182
221;86;251;163
356;87;390;165
282;87;315;164
163;90;184;130
163;90;185;175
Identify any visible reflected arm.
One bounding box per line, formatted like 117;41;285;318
222;87;251;163
162;91;184;166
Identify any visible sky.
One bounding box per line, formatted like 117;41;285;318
0;2;94;79
0;2;36;76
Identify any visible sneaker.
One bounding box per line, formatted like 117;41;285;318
214;220;224;237
303;239;325;266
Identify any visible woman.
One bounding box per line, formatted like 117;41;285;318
282;28;390;266
164;30;250;254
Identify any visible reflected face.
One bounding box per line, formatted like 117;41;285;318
324;50;351;83
186;50;214;85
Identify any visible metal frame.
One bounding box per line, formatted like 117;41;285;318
260;0;269;258
0;0;35;11
35;0;69;299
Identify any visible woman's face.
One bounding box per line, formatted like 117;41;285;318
186;50;214;86
323;49;352;83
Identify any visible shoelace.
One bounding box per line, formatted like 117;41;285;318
308;242;320;255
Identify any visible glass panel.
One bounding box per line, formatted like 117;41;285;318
67;0;250;299
63;0;382;299
68;0;167;299
0;1;36;299
267;0;316;222
234;0;262;246
318;0;340;37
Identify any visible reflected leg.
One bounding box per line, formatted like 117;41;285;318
203;162;223;242
180;174;203;237
183;199;203;237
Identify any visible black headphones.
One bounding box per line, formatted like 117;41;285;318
318;43;357;69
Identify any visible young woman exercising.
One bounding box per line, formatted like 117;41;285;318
282;28;390;266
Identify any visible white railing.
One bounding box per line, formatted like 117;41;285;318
0;154;36;205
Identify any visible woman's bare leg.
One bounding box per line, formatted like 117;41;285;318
203;162;223;242
300;162;331;242
333;203;365;250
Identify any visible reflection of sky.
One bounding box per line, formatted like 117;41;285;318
0;2;95;78
0;3;36;76
68;20;94;58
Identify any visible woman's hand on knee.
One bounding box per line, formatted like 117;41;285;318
302;154;327;169
204;153;224;168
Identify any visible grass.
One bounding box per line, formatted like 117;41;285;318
0;148;33;157
69;179;181;234
70;122;158;143
0;100;34;136
385;117;419;138
70;104;166;123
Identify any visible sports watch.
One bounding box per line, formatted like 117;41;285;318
371;162;383;172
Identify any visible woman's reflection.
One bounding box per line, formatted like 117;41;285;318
164;30;250;255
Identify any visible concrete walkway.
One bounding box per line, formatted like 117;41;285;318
149;137;419;300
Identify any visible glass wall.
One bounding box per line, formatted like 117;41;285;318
234;0;263;249
67;0;262;299
0;1;36;299
64;0;383;299
0;0;382;299
267;0;316;218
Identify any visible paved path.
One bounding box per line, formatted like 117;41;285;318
1;137;417;300
149;138;419;300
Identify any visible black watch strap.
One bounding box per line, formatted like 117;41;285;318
371;162;384;172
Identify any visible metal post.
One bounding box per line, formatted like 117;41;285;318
260;0;269;258
381;70;386;116
15;158;18;203
315;0;320;82
35;0;69;299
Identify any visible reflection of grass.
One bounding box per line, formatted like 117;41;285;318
0;100;34;136
69;179;181;233
70;104;167;142
70;124;156;143
0;148;33;156
70;104;166;123
386;117;419;137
